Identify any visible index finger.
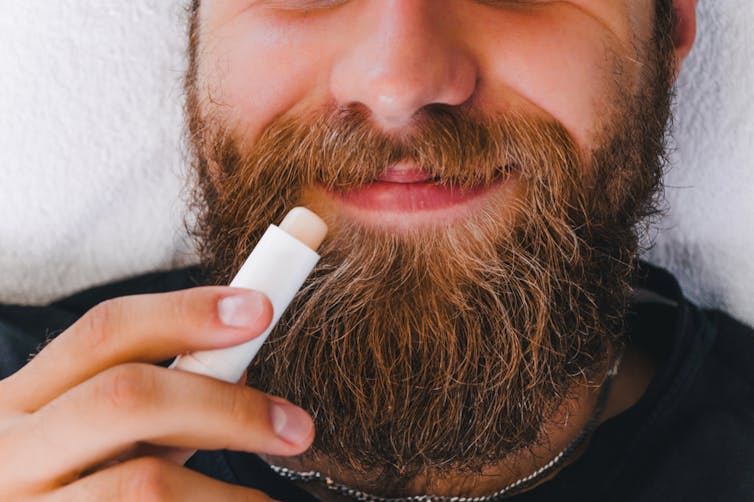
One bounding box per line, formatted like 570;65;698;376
1;287;272;413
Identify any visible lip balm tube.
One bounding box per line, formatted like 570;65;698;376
170;207;328;383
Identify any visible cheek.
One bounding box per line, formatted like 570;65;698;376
197;2;639;153
471;5;629;150
197;11;332;142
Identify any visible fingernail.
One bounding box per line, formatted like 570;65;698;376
269;399;313;445
218;292;265;328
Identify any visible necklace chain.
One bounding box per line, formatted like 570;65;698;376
269;349;623;502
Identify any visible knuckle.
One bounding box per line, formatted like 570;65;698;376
81;299;123;354
168;289;210;331
225;387;263;429
94;364;156;413
123;458;174;502
168;289;191;322
225;389;257;424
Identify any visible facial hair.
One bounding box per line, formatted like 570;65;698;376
183;6;675;491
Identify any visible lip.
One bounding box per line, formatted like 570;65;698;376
317;162;515;228
334;180;490;212
375;164;434;183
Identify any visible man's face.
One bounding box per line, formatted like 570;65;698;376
186;0;675;488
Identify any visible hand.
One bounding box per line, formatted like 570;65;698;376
0;287;314;500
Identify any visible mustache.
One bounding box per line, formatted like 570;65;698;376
206;103;582;194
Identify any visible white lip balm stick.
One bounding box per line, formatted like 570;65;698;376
170;207;328;383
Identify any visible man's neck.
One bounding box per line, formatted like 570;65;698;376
261;344;654;501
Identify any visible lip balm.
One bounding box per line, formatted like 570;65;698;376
170;207;328;383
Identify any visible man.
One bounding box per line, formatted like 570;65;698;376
0;0;752;500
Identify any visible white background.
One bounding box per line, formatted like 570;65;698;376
0;1;752;327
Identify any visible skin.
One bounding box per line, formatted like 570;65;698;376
196;0;695;157
0;288;314;500
0;0;697;500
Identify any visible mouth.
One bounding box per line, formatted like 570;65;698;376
315;161;518;228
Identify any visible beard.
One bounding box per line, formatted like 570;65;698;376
183;7;675;491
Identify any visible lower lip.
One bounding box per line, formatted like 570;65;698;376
333;180;491;212
311;173;518;229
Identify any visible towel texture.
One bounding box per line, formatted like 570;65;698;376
1;1;752;327
643;0;754;327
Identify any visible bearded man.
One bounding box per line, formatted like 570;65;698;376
0;0;752;501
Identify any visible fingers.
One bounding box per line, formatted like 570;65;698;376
1;287;273;413
41;457;276;501
2;363;313;490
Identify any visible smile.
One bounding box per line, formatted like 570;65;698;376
319;161;517;229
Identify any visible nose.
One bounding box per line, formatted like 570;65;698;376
330;0;478;130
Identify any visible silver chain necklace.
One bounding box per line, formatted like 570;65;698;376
269;349;624;502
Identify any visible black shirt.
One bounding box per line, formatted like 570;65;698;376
1;262;752;501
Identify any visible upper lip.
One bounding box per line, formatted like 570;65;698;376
374;162;514;185
376;162;434;183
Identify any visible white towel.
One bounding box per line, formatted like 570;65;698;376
1;1;752;328
642;0;754;327
0;1;197;304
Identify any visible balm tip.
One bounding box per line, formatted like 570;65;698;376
279;207;328;251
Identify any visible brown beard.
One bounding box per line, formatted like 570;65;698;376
183;5;675;491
